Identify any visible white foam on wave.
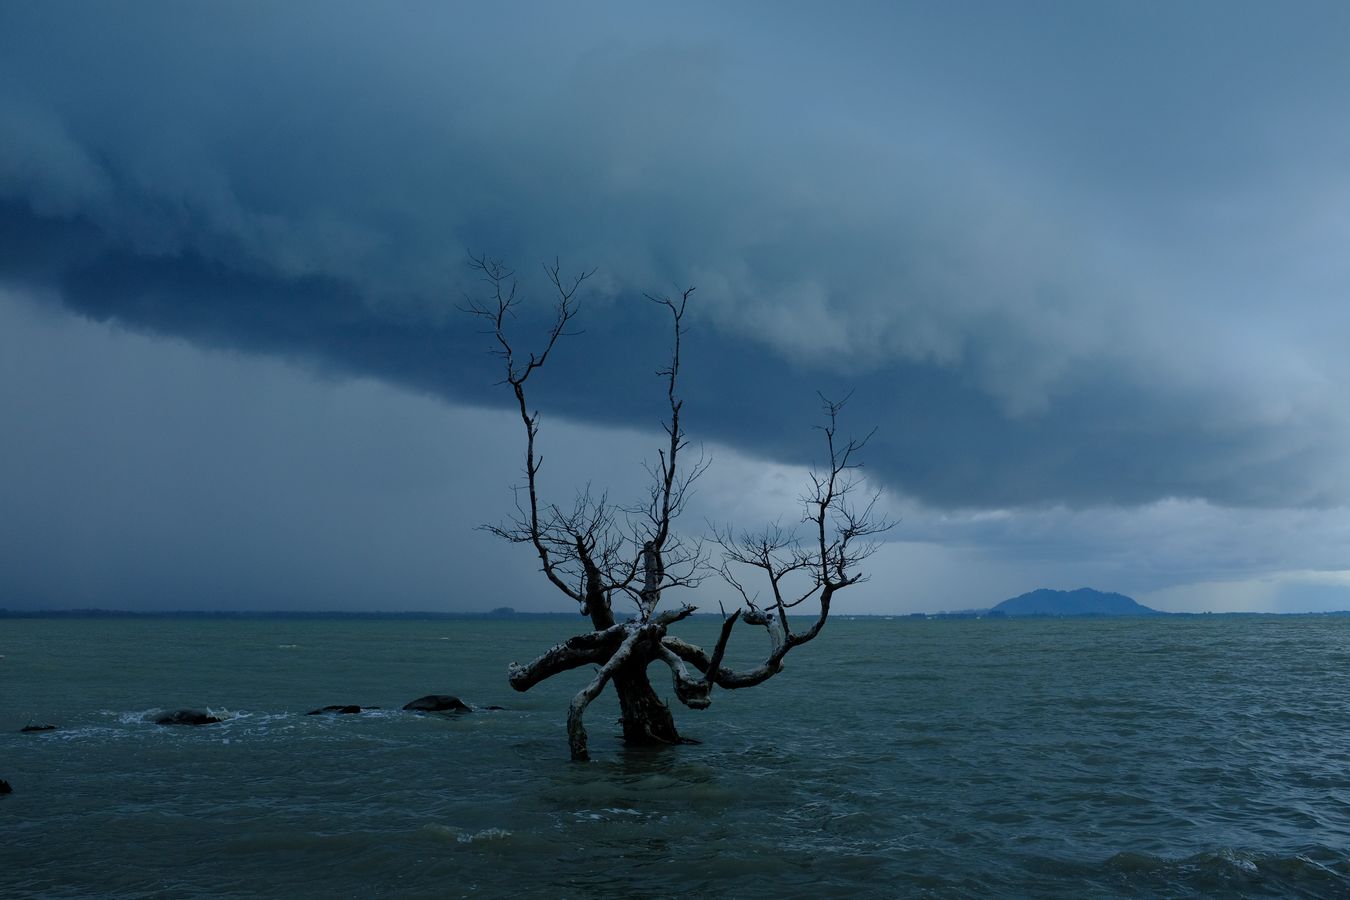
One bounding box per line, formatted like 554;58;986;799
46;724;119;741
353;708;401;720
573;807;649;823
302;707;401;722
222;710;292;725
1213;848;1259;873
422;824;513;844
458;828;512;844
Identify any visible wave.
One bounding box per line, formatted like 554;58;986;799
67;705;491;734
1097;847;1350;895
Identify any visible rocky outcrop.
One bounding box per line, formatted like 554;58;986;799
20;724;57;733
154;709;221;726
0;779;12;794
991;588;1164;617
402;695;471;713
306;705;375;715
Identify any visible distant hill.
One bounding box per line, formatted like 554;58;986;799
990;588;1164;617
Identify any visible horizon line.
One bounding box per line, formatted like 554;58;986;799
3;607;1349;619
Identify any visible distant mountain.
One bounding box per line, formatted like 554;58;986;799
990;588;1164;617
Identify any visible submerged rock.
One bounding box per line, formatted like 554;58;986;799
154;709;221;726
306;705;374;715
402;695;471;713
20;724;57;733
0;779;12;794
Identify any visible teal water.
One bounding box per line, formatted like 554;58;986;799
3;615;1350;898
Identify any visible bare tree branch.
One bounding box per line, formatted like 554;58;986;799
463;254;601;612
568;627;644;761
507;625;628;692
678;396;894;692
655;644;713;709
627;287;710;622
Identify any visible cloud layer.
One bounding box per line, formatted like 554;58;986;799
4;3;1350;610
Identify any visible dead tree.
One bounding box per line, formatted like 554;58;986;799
465;256;889;760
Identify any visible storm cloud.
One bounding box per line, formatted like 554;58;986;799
4;2;1350;611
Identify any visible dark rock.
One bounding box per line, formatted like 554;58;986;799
306;705;373;715
154;709;222;726
20;724;57;733
402;695;471;713
0;779;11;794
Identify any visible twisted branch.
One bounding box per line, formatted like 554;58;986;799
508;625;628;692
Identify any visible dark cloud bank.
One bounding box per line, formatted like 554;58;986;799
9;207;1288;511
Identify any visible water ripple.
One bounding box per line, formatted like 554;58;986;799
3;615;1349;897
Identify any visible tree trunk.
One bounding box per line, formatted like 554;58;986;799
612;659;685;747
580;590;685;749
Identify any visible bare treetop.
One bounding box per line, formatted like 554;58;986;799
466;256;890;760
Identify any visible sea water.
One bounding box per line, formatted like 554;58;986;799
3;615;1349;898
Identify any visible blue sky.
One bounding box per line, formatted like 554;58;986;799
4;2;1350;613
